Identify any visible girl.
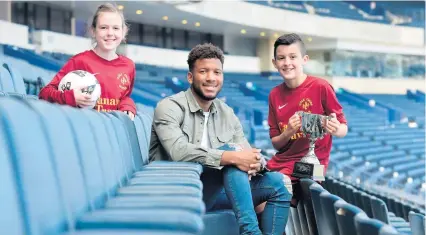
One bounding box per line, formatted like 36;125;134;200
39;3;136;120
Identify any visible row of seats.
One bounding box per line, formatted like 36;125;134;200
0;60;39;98
285;178;425;235
0;95;215;235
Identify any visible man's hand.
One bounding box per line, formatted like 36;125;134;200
323;113;340;135
233;148;261;172
74;86;95;108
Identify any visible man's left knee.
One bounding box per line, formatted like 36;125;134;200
263;172;292;200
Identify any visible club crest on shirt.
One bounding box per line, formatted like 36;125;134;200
299;98;313;111
117;73;129;90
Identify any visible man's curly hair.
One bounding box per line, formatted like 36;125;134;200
187;43;224;72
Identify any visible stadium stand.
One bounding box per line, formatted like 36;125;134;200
0;0;425;232
248;0;424;28
1;42;425;234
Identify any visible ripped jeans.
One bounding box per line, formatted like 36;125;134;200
201;166;292;235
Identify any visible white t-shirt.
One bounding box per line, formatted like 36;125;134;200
200;112;211;148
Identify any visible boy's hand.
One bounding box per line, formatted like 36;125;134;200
288;112;302;134
323;113;340;135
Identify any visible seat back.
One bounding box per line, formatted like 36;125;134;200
0;66;15;92
320;191;342;235
3;63;27;94
134;113;152;165
0;98;69;235
112;111;142;170
25;100;90;226
310;183;328;235
83;110;123;196
370;196;391;224
354;213;398;235
0;126;26;235
360;192;374;218
408;211;425;235
98;113;129;186
299;178;319;235
334;200;364;235
106;113;135;179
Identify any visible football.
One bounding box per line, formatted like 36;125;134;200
58;70;101;109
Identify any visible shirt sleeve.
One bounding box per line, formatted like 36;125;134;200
118;63;137;115
38;58;77;107
268;92;281;138
322;82;347;124
152;98;224;168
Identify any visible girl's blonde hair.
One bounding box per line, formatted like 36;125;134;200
90;3;129;43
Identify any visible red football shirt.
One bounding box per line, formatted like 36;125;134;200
267;75;347;179
39;50;136;115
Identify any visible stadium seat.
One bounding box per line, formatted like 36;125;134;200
334;200;365;235
201;210;239;235
320;191;342;235
408;211;425;235
309;183;329;235
113;111;203;175
0;130;26;235
370;196;411;232
0;97;205;234
360;192;374;218
2;62;27;94
354;213;399;235
0;65;15;92
57;106;204;213
299;179;319;235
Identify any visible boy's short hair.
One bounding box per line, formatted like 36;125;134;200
273;33;306;58
187;43;224;72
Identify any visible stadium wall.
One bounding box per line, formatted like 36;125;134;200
0;20;33;50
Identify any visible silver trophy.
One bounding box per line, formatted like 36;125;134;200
291;111;330;181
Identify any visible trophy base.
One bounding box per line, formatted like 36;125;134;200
291;161;325;182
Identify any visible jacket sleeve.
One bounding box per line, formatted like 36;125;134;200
118;63;137;115
38;58;77;107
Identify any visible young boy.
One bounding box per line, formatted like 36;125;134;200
267;33;348;205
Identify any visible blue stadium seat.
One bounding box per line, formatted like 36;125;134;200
370;196;411;231
354;213;399;235
2;62;27;94
0;65;16;92
309;183;329;235
0;129;26;235
133;112;203;174
334;200;365;235
57;106;204;215
0;97;205;234
201;210;239;235
408;211;425;235
320;191;342;235
299;179;319;235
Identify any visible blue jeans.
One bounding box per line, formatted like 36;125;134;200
201;166;292;235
